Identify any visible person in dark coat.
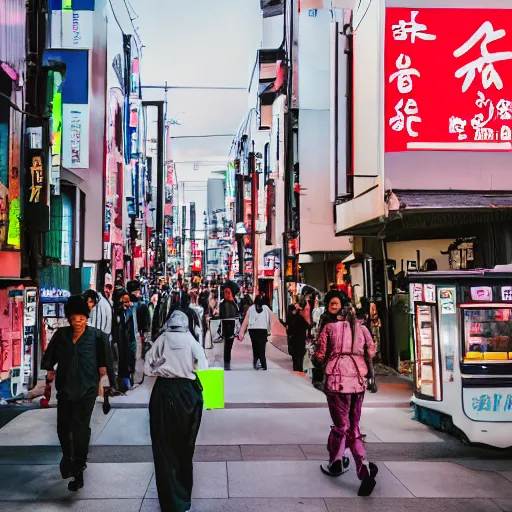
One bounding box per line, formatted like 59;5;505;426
41;295;110;492
286;296;312;372
145;311;208;512
219;288;239;370
127;280;151;360
112;289;137;390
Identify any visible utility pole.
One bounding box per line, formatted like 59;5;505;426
142;101;165;271
250;151;259;294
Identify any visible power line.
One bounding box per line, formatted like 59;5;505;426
354;0;373;32
141;85;247;91
108;0;124;34
122;0;143;47
170;134;235;139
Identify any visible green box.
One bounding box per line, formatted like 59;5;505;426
197;368;225;409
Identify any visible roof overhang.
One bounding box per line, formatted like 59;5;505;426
336;191;512;238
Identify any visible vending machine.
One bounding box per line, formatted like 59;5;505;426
8;287;39;398
408;270;512;448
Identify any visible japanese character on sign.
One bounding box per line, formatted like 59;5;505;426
472;394;492;411
472;393;512;413
389;54;420;94
392;10;436;43
472;91;496;140
29;156;43;203
449;116;467;140
390;98;421;137
454;21;512;93
496;99;512;120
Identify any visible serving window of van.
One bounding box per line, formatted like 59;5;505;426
463;307;512;362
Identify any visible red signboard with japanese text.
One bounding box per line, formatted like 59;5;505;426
385;8;512;152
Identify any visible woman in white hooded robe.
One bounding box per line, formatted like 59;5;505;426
145;310;208;512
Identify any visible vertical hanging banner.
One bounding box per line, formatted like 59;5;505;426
25;128;50;232
50;0;95;50
62;104;90;168
385;8;512;152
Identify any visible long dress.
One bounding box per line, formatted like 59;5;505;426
145;311;207;512
149;378;203;512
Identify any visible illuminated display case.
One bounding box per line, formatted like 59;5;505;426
408;270;512;449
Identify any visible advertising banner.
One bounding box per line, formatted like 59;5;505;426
50;9;94;49
385;8;512;152
62;104;90;168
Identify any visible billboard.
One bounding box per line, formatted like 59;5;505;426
62;104;90;168
385;8;512;152
50;9;94;49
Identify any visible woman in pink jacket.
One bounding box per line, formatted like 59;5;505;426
313;300;378;496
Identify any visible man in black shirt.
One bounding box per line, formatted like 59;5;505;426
42;295;108;492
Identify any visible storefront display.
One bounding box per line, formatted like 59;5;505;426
0;286;39;399
409;270;512;448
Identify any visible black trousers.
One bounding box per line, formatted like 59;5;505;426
249;329;268;369
223;337;235;364
150;377;203;512
290;339;306;372
57;392;96;466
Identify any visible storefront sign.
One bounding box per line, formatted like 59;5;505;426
63;104;89;168
502;286;512;301
0;124;8;186
470;286;492;301
385;8;512;152
29;156;44;203
51;9;94;49
25;142;49;231
463;387;512;422
41;287;71;300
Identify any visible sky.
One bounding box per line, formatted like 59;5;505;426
125;0;261;184
107;0;262;220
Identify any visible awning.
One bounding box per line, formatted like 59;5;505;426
260;0;284;18
299;251;351;264
337;190;512;237
395;190;512;211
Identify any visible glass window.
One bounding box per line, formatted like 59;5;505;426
463;308;512;362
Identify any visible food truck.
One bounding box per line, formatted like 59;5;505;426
408;269;512;448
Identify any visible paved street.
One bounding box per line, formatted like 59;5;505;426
1;334;512;512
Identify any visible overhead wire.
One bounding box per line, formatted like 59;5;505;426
353;0;373;32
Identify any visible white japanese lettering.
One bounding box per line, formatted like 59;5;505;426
454;22;512;93
472;92;496;140
497;99;512;120
449;116;468;140
392;11;436;43
501;125;512;141
389;54;420;94
390;98;421;137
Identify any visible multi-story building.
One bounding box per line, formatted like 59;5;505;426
333;0;512;367
231;0;353;318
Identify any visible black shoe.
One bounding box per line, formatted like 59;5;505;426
253;363;259;370
357;462;378;497
342;456;350;471
68;471;84;492
261;367;267;371
320;461;342;477
224;363;231;371
59;457;73;479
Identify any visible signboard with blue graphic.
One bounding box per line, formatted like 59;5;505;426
463;387;512;423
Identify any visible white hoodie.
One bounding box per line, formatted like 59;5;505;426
144;310;208;380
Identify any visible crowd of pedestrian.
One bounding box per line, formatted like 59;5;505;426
41;273;380;505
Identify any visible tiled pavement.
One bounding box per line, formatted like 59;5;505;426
1;329;512;511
